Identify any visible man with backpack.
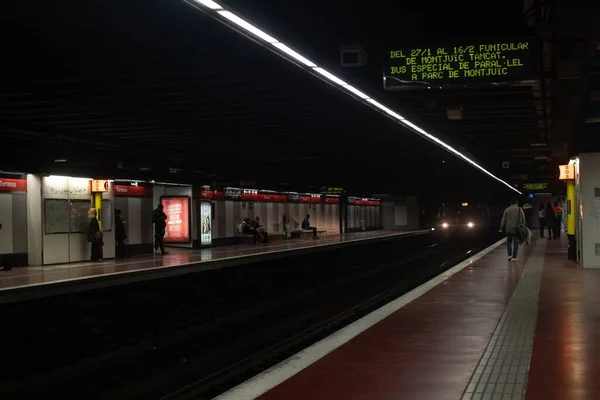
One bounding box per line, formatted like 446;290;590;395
151;203;169;256
499;197;526;262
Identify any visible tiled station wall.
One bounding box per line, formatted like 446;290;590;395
115;199;383;244
209;201;342;238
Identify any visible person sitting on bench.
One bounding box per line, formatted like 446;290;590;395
252;216;269;244
302;214;318;239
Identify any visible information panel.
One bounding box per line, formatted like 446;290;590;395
161;196;190;243
200;201;212;246
70;200;91;233
44;199;69;234
385;40;536;86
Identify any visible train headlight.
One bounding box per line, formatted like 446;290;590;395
442;223;449;228
467;222;475;228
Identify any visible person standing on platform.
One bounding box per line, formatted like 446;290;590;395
115;208;128;258
545;203;556;240
499;197;526;261
151;203;169;256
553;201;564;239
538;204;546;238
87;208;103;262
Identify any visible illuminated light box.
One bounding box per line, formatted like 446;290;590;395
161;196;191;243
558;165;575;180
384;40;537;89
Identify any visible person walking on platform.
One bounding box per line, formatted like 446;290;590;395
553;201;564;239
87;208;103;262
151;203;169;256
499;198;526;261
545;203;556;240
537;204;546;238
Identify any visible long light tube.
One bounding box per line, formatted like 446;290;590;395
187;0;521;194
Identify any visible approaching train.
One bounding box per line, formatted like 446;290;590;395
428;202;504;235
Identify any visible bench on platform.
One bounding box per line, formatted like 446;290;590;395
291;229;327;239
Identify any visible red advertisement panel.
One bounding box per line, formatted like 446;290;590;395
0;178;27;192
257;193;287;202
353;199;381;207
114;185;153;197
161;196;190;243
299;195;322;204
325;197;340;204
199;190;225;200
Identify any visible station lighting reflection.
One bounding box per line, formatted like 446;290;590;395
185;0;521;195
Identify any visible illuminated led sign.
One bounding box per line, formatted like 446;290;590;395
521;182;549;191
320;186;344;195
385;40;536;85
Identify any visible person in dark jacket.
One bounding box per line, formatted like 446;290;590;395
252;216;269;244
88;208;103;262
115;208;128;258
151;204;168;255
538;204;546;238
545;203;556;240
302;214;318;239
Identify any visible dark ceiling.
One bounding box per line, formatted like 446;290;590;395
0;0;595;198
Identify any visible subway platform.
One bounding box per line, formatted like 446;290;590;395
217;233;592;400
0;229;426;304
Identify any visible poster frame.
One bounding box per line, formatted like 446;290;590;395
160;195;192;244
199;200;213;247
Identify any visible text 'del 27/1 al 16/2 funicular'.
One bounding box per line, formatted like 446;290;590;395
384;40;537;89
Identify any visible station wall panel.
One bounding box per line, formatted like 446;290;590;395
578;153;600;268
115;196;154;246
0;192;28;258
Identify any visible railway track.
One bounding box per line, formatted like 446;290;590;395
0;231;500;399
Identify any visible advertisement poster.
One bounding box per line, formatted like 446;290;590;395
200;201;212;246
161;196;190;243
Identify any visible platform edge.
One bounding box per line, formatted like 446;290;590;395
214;237;507;400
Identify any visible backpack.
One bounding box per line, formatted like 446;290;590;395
514;208;528;243
238;222;245;234
151;209;161;224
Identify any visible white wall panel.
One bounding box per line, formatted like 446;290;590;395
0;194;14;254
27;174;43;266
127;197;143;245
44;234;69;264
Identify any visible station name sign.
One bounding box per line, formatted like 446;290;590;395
0;178;27;192
385;40;536;86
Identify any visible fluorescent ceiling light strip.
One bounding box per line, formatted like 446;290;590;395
313;67;347;86
191;0;223;10
399;120;520;193
217;11;277;43
343;84;370;99
271;42;316;67
196;3;520;194
366;99;405;120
